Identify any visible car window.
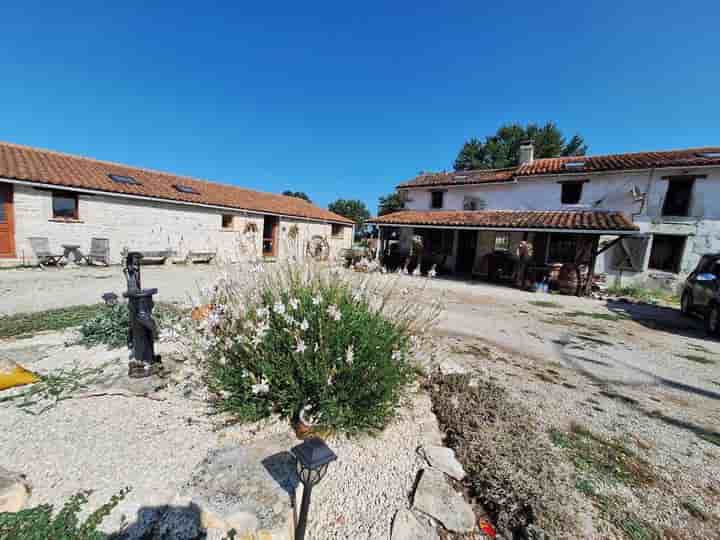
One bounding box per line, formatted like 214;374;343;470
697;257;714;273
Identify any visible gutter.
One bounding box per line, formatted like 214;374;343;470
0;177;353;227
370;222;639;235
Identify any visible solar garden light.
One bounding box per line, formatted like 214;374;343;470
291;437;337;540
101;292;118;306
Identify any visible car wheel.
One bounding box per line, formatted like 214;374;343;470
681;291;692;316
706;304;720;335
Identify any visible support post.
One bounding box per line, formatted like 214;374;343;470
295;483;313;540
376;226;382;261
584;235;600;296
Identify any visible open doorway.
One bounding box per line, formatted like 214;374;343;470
262;216;279;257
456;230;477;274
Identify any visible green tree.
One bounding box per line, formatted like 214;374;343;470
378;192;405;216
328;199;371;234
454;122;588;170
282;190;312;203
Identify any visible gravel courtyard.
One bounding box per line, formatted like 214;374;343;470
1;266;719;537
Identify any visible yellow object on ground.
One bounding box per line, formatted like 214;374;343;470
0;359;40;391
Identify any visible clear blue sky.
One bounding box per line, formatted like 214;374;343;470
2;1;718;215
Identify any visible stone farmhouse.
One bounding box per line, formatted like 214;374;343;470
370;143;720;289
0;142;353;266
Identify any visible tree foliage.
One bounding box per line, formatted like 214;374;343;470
328;199;370;231
454;122;588;171
282;190;312;203
378;192;405;216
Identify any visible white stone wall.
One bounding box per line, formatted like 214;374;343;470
401;166;720;285
6;183;351;265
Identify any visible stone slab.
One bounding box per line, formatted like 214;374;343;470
391;508;439;540
419;445;466;481
413;469;475;533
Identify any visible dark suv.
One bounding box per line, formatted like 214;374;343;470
681;254;720;333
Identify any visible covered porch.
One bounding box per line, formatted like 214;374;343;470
368;209;640;296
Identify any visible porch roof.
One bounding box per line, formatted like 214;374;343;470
368;209;639;234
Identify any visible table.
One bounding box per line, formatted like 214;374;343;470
62;244;83;264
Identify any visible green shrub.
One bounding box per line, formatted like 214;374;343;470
0;488;129;540
78;303;182;349
191;263;439;434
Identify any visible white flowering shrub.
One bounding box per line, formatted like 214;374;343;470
188;262;440;434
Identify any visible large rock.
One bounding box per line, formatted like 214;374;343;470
391;508;439;540
185;434;297;540
117;435;296;540
0;467;31;513
419;445;466;481
413;469;475;533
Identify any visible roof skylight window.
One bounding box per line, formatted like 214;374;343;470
696;151;720;159
173;184;200;194
564;161;586;169
108;173;141;185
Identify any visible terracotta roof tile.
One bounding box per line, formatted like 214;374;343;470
369;209;638;232
0;142;353;224
398;147;720;188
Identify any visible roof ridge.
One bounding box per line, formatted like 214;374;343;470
0;140;325;211
528;145;720;164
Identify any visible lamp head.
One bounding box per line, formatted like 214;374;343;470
291;437;337;487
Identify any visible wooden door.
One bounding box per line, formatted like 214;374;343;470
0;183;15;258
262;216;279;257
456;230;477;274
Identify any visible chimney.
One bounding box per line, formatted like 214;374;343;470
519;140;534;165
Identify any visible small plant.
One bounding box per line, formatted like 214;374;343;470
528;300;561;308
0;362;111;414
606;284;680;305
78;302;183;349
185;262;440;434
679;354;716;365
0;488;129;539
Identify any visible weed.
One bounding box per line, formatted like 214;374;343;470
681;500;709;521
607;284;680;306
528;300;561;308
679;354;716;365
699;432;720;447
0;362;111;414
0;488;129;539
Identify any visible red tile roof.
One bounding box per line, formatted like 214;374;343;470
369;209;639;232
398;147;720;189
0;142;353;224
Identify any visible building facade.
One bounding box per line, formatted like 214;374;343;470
0;142;353;266
372;144;720;288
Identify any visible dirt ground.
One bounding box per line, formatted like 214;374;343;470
2;266;719;535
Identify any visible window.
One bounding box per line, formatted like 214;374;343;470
561;182;583;204
494;233;510;251
108;173;141;185
662;177;694;217
548;234;578;263
174;184;200;194
463;196;487;211
648;234;686;273
221;215;233;229
696;151;720;159
430;191;444;209
331;224;344;238
418;228;453;254
52;191;78;219
563;161;586;170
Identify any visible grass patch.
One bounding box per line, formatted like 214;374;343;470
427;373;587;538
698;432;720;447
679;354;716;365
549;423;656;487
563;311;629;322
528;300;562;309
607;284;680;306
0;304;108;339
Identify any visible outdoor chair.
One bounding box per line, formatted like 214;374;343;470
27;237;65;267
84;237;110;266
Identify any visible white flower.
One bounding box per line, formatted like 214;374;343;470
345;345;354;366
312;294;323;306
314;342;319;353
300;318;309;331
412;266;421;277
295;339;307;354
392;350;403;362
273;302;286;315
289;297;299;310
428;267;437;278
327;304;342;321
251;377;270;395
256;307;269;319
327;373;335;385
